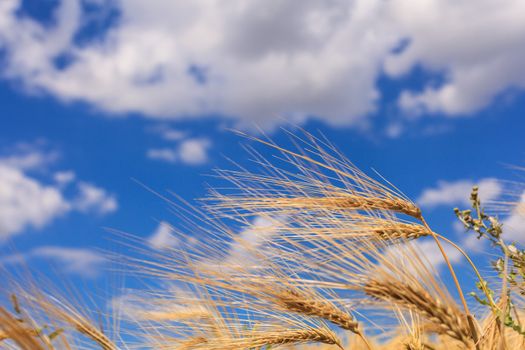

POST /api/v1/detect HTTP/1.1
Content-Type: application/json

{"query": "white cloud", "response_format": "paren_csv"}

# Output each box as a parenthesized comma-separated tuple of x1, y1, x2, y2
(147, 138, 211, 165)
(162, 130, 186, 141)
(148, 221, 179, 250)
(0, 141, 59, 171)
(502, 191, 525, 243)
(2, 1, 523, 127)
(73, 182, 118, 215)
(1, 246, 106, 277)
(32, 246, 106, 277)
(0, 150, 58, 171)
(418, 178, 502, 208)
(386, 0, 525, 117)
(223, 216, 283, 268)
(0, 147, 117, 240)
(414, 239, 462, 269)
(184, 216, 282, 272)
(146, 148, 178, 163)
(177, 138, 210, 165)
(449, 220, 489, 254)
(151, 126, 187, 141)
(53, 170, 76, 186)
(0, 164, 70, 239)
(383, 238, 462, 274)
(461, 233, 488, 252)
(385, 123, 403, 138)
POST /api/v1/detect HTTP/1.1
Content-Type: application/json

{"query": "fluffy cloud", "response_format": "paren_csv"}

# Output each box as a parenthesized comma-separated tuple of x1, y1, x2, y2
(151, 126, 187, 141)
(502, 191, 525, 243)
(418, 178, 502, 208)
(32, 246, 106, 276)
(387, 0, 525, 116)
(2, 1, 524, 128)
(1, 246, 106, 277)
(182, 216, 283, 271)
(148, 221, 179, 250)
(0, 164, 70, 239)
(147, 138, 211, 165)
(177, 138, 211, 165)
(53, 170, 76, 186)
(147, 148, 178, 163)
(0, 149, 58, 171)
(223, 216, 283, 268)
(0, 147, 117, 239)
(414, 239, 462, 268)
(73, 181, 118, 215)
(385, 239, 463, 273)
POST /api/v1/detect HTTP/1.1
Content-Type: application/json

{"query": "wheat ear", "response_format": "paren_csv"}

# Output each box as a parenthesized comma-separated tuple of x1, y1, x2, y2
(214, 195, 421, 218)
(276, 288, 360, 333)
(238, 328, 343, 349)
(275, 288, 373, 349)
(176, 336, 208, 349)
(185, 327, 343, 350)
(37, 300, 116, 350)
(371, 222, 429, 241)
(0, 307, 46, 350)
(364, 279, 472, 347)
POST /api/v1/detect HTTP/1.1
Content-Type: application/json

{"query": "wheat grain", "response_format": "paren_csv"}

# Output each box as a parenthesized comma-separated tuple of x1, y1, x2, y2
(371, 223, 429, 241)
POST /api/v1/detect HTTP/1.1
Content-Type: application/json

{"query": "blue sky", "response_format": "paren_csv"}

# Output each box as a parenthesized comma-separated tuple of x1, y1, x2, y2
(1, 0, 525, 303)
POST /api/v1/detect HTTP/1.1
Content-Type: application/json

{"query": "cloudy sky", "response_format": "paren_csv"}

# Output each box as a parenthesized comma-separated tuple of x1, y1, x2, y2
(1, 0, 525, 288)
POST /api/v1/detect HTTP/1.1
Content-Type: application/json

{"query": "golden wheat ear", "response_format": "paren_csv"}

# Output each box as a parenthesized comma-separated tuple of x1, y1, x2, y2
(272, 287, 376, 350)
(0, 307, 47, 350)
(4, 285, 118, 350)
(36, 299, 117, 350)
(202, 326, 344, 350)
(364, 278, 472, 347)
(274, 288, 360, 333)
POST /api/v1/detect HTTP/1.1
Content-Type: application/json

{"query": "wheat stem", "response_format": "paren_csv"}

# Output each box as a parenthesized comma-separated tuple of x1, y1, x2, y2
(418, 216, 476, 345)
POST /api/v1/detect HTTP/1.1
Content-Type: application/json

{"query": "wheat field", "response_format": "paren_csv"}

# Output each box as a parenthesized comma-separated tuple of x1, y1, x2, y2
(1, 131, 524, 350)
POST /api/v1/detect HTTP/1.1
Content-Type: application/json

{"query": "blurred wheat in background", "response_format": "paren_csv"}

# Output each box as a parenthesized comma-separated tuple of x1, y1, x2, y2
(2, 131, 525, 349)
